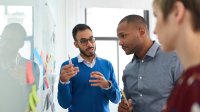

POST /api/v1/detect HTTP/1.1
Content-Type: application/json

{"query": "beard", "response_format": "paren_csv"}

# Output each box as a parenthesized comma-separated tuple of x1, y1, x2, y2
(122, 45, 135, 55)
(79, 47, 96, 57)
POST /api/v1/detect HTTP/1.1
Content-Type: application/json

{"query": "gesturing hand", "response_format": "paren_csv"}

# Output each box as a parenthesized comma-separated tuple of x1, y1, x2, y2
(60, 63, 79, 82)
(118, 99, 133, 112)
(89, 71, 111, 88)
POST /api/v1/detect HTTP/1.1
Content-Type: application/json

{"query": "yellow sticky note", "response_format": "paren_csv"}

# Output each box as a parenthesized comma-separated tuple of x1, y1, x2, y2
(32, 84, 39, 105)
(29, 92, 36, 112)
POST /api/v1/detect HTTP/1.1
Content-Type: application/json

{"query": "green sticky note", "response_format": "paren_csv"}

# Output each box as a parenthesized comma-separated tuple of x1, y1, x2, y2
(32, 84, 39, 105)
(29, 92, 36, 112)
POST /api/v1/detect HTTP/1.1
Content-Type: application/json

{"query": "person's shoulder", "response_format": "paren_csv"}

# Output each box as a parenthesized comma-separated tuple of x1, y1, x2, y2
(21, 57, 29, 62)
(155, 49, 181, 67)
(157, 48, 178, 59)
(182, 70, 200, 89)
(96, 57, 111, 63)
(21, 57, 39, 67)
(96, 57, 113, 67)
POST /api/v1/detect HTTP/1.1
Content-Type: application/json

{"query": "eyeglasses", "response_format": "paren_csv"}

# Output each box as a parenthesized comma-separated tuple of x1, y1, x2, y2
(77, 37, 95, 46)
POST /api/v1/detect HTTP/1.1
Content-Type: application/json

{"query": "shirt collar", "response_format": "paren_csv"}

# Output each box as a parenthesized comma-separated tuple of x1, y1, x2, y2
(132, 41, 159, 62)
(77, 54, 96, 63)
(78, 54, 84, 63)
(146, 41, 159, 58)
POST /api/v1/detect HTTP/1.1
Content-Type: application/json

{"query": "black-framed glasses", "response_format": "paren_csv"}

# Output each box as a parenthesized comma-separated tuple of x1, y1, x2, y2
(77, 37, 95, 46)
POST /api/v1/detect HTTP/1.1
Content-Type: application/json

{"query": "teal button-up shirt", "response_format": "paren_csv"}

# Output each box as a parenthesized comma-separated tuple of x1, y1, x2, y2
(123, 42, 183, 112)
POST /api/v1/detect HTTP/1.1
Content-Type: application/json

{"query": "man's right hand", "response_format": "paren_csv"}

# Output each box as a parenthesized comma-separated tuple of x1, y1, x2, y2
(118, 99, 133, 112)
(60, 63, 79, 83)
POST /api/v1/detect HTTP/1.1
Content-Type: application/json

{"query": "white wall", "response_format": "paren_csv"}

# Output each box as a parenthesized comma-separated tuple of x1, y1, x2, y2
(0, 0, 33, 5)
(44, 0, 156, 74)
(65, 0, 157, 57)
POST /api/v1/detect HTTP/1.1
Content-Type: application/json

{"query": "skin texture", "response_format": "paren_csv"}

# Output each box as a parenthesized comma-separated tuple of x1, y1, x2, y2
(118, 99, 133, 112)
(153, 2, 181, 52)
(117, 21, 142, 55)
(117, 21, 152, 59)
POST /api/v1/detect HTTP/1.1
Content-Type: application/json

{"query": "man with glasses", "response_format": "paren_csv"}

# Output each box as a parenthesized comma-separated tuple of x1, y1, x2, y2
(57, 24, 121, 112)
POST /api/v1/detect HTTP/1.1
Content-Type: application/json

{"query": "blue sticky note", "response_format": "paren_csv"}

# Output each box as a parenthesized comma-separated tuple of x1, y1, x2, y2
(33, 48, 43, 65)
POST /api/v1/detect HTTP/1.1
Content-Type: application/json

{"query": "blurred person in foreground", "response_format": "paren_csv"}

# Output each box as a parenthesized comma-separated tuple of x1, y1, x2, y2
(153, 0, 200, 112)
(0, 23, 39, 112)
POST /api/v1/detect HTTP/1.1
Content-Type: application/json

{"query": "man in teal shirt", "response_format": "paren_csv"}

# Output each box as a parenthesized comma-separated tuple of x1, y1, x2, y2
(117, 15, 183, 112)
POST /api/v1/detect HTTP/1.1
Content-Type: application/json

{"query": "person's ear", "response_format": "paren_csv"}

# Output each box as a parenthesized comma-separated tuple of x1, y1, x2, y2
(74, 41, 79, 48)
(138, 27, 146, 36)
(173, 1, 185, 24)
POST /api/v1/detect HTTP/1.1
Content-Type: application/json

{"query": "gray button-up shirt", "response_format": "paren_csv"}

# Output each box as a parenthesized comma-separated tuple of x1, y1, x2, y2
(123, 42, 183, 112)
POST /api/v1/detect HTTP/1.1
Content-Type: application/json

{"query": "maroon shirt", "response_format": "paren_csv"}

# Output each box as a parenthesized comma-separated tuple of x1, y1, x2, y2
(163, 64, 200, 112)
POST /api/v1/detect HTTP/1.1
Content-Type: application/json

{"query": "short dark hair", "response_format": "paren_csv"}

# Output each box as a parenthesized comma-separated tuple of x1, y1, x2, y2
(72, 24, 92, 40)
(119, 14, 148, 29)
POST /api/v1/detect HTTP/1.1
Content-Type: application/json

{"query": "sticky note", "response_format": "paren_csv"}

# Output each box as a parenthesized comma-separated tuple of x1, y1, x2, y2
(40, 51, 47, 72)
(40, 51, 46, 65)
(29, 92, 36, 112)
(32, 84, 39, 105)
(33, 48, 43, 65)
(26, 61, 34, 84)
(44, 77, 49, 89)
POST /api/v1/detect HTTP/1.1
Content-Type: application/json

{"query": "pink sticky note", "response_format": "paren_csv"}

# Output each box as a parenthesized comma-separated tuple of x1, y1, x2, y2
(26, 61, 35, 84)
(44, 77, 49, 89)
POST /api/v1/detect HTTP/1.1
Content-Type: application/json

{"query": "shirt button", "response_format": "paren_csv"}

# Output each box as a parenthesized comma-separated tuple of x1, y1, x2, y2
(139, 76, 142, 79)
(140, 94, 143, 96)
(141, 60, 144, 63)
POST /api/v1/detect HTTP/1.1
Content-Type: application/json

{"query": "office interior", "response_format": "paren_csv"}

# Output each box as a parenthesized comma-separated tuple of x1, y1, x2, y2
(0, 0, 157, 111)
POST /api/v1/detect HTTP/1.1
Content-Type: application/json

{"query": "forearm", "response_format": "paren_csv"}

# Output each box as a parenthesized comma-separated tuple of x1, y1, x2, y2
(102, 83, 121, 103)
(57, 82, 72, 109)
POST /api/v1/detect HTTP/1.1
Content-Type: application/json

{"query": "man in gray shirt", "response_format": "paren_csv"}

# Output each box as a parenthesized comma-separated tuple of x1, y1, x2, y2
(117, 15, 183, 112)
